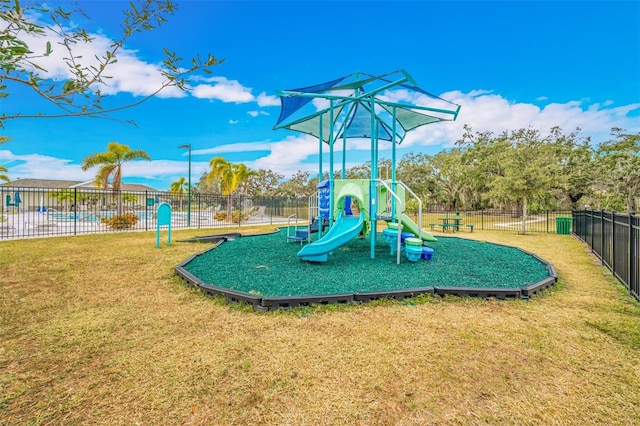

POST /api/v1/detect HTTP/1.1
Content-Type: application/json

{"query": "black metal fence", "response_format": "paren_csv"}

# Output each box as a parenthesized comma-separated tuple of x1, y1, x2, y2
(0, 186, 310, 240)
(573, 210, 639, 302)
(1, 184, 574, 241)
(409, 209, 573, 234)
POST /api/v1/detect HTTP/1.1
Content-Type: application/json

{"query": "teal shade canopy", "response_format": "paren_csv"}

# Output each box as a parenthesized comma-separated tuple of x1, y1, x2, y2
(274, 70, 460, 144)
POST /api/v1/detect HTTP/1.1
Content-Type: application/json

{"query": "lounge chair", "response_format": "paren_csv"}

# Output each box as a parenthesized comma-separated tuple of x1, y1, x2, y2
(249, 206, 267, 221)
(250, 206, 267, 218)
(32, 213, 58, 229)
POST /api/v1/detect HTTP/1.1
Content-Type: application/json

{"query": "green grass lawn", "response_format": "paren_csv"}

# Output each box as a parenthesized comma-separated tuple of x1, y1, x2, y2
(1, 226, 639, 425)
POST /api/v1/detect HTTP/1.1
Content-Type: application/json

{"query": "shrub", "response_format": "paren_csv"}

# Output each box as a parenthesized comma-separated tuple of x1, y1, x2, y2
(100, 213, 139, 229)
(405, 199, 419, 211)
(213, 211, 248, 223)
(231, 211, 248, 223)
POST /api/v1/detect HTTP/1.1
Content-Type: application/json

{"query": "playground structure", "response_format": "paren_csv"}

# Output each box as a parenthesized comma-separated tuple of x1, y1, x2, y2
(273, 70, 460, 263)
(173, 70, 559, 310)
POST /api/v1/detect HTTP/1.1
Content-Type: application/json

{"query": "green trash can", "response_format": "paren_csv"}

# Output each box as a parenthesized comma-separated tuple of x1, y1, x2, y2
(555, 217, 573, 235)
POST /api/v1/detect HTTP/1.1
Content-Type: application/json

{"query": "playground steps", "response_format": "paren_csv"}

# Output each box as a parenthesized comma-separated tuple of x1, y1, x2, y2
(287, 229, 309, 244)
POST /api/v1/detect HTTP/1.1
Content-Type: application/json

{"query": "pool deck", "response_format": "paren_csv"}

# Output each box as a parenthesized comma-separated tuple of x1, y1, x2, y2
(0, 210, 291, 240)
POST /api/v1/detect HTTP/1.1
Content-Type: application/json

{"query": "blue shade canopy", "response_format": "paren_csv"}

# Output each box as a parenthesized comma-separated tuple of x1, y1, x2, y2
(274, 70, 460, 144)
(275, 75, 349, 127)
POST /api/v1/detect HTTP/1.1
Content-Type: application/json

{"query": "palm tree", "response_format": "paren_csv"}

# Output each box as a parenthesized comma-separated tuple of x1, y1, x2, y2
(170, 177, 189, 210)
(236, 163, 256, 196)
(0, 136, 10, 184)
(206, 157, 250, 217)
(0, 165, 9, 184)
(81, 141, 151, 214)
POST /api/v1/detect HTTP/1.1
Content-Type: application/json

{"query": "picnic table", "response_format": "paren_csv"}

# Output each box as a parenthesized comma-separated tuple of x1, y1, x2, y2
(438, 217, 463, 232)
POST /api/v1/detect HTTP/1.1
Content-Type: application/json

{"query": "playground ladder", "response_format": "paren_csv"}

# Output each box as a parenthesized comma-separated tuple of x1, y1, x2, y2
(375, 180, 423, 240)
(286, 214, 310, 245)
(375, 179, 404, 265)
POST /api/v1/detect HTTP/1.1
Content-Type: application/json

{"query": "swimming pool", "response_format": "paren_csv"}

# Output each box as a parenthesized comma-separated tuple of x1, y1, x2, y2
(49, 211, 150, 222)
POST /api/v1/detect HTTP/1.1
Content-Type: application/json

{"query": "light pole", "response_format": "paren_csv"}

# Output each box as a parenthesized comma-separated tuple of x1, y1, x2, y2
(179, 144, 192, 227)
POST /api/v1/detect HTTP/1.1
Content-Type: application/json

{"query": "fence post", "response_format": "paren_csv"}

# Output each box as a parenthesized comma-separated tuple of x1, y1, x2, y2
(197, 193, 201, 229)
(481, 209, 484, 231)
(73, 188, 77, 235)
(546, 210, 549, 233)
(585, 210, 596, 253)
(144, 191, 148, 232)
(600, 210, 605, 265)
(612, 211, 617, 276)
(629, 212, 635, 293)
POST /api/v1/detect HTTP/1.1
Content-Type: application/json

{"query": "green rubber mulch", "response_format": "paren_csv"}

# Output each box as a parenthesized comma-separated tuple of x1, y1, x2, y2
(182, 229, 551, 297)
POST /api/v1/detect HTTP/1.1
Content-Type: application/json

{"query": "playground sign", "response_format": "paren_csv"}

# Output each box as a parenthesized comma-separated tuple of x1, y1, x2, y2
(156, 202, 172, 248)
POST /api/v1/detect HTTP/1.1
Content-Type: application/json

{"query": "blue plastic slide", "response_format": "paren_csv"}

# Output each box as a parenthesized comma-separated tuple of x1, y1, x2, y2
(297, 210, 365, 262)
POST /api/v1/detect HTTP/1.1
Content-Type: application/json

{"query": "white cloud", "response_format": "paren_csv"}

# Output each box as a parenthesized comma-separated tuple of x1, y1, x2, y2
(5, 86, 639, 186)
(190, 81, 281, 109)
(0, 150, 209, 186)
(536, 96, 549, 101)
(21, 19, 185, 99)
(199, 90, 640, 178)
(0, 151, 92, 181)
(190, 135, 320, 177)
(192, 141, 274, 156)
(121, 159, 210, 181)
(19, 14, 282, 107)
(190, 77, 254, 103)
(247, 111, 270, 117)
(257, 92, 280, 107)
(396, 90, 640, 149)
(247, 135, 320, 176)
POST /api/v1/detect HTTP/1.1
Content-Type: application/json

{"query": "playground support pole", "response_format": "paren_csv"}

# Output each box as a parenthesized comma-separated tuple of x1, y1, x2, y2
(370, 95, 377, 259)
(391, 106, 397, 221)
(341, 133, 346, 179)
(329, 99, 334, 227)
(318, 114, 324, 238)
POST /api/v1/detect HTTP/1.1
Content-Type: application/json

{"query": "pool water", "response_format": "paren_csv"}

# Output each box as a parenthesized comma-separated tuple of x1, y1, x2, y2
(49, 211, 150, 222)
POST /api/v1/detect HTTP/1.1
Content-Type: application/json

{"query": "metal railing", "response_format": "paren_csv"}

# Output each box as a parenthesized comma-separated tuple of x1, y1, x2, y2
(405, 208, 573, 234)
(0, 186, 309, 240)
(1, 184, 577, 241)
(573, 210, 639, 302)
(375, 179, 403, 264)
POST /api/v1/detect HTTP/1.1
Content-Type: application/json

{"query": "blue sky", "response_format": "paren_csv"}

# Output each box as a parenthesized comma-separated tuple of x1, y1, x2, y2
(1, 0, 639, 190)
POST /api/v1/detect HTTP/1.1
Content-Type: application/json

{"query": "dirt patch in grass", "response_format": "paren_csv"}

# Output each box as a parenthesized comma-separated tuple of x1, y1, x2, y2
(1, 226, 639, 425)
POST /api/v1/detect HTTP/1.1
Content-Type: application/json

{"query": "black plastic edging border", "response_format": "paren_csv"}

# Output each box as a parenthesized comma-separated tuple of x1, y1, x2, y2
(174, 232, 559, 311)
(521, 276, 557, 298)
(354, 287, 435, 302)
(261, 293, 355, 310)
(472, 241, 559, 298)
(434, 286, 522, 300)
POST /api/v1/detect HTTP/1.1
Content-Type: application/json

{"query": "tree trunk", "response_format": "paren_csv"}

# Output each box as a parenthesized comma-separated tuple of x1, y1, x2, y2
(520, 196, 528, 235)
(226, 194, 233, 219)
(627, 190, 637, 213)
(116, 191, 123, 216)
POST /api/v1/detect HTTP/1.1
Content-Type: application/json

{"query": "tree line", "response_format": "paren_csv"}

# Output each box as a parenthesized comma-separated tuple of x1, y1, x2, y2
(196, 127, 640, 215)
